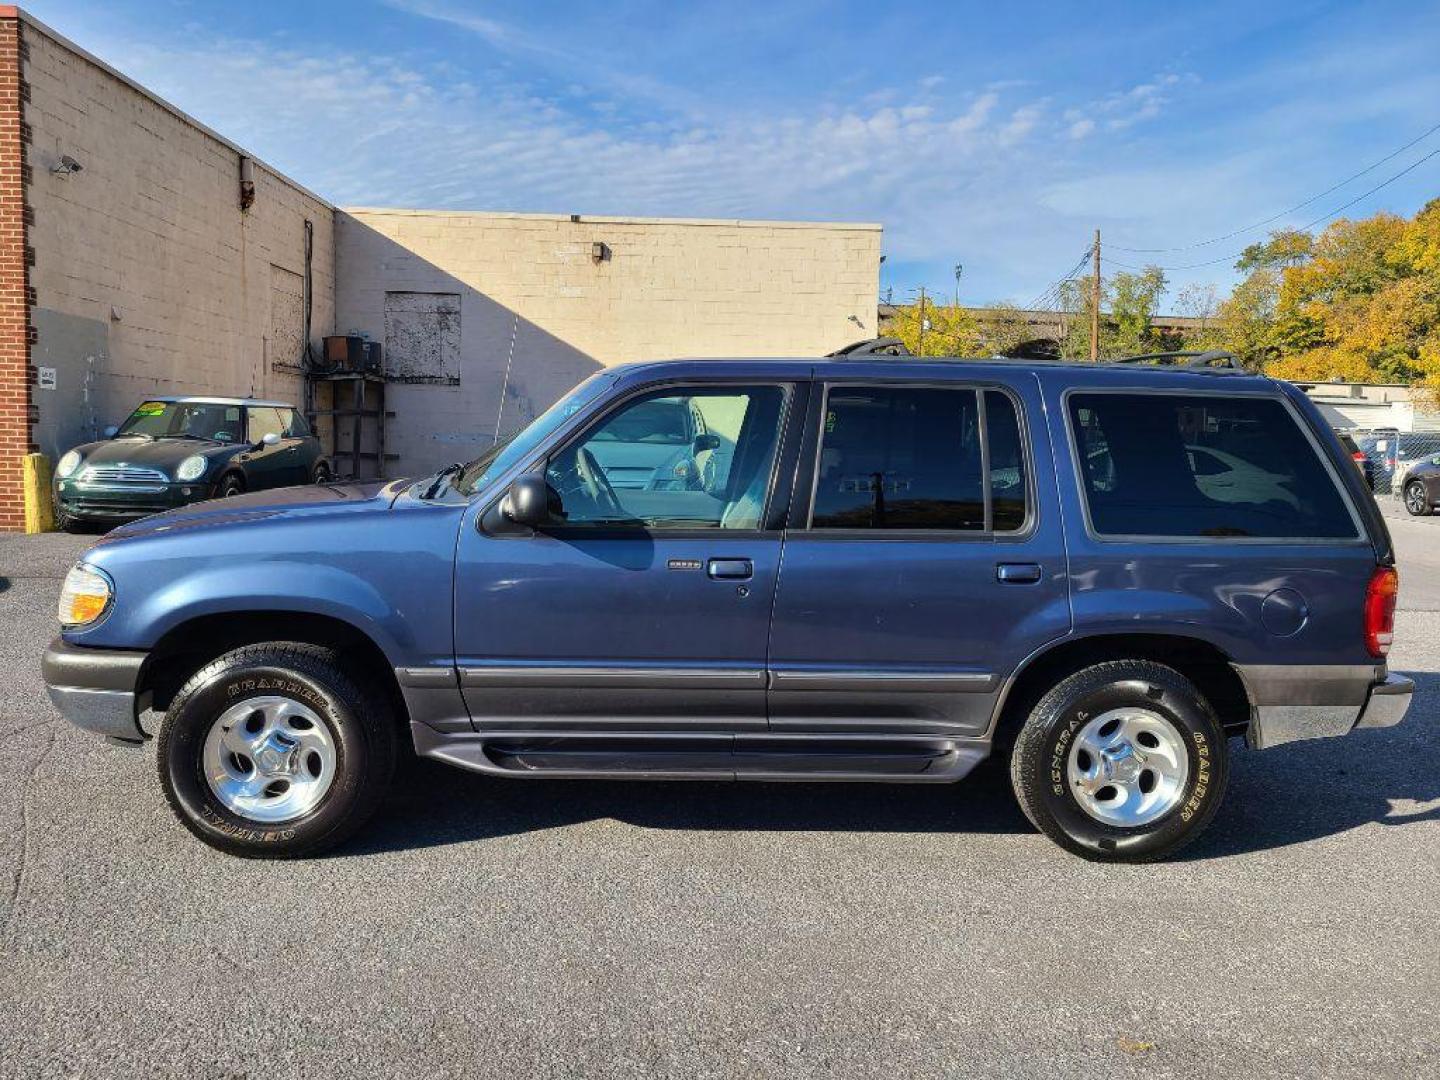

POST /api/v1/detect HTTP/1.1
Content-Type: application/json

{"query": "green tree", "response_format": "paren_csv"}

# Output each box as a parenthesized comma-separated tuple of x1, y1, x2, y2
(1055, 265, 1168, 359)
(1110, 267, 1169, 355)
(888, 299, 982, 357)
(1235, 228, 1312, 273)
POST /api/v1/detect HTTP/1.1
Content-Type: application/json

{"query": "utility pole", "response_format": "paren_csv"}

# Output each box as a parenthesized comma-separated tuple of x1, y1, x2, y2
(1089, 228, 1101, 362)
(953, 263, 963, 309)
(916, 286, 927, 357)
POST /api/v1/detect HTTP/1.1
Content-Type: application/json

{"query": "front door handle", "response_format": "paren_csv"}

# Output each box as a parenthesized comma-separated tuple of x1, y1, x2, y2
(708, 558, 753, 580)
(996, 562, 1042, 584)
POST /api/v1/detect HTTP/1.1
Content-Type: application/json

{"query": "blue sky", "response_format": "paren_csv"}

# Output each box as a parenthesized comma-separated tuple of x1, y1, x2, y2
(21, 0, 1440, 310)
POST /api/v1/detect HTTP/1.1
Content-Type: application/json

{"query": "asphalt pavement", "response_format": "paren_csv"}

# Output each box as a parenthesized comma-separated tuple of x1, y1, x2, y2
(2, 507, 1438, 1079)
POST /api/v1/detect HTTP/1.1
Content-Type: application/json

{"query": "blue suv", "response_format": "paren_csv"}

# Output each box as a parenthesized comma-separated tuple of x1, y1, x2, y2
(42, 354, 1413, 861)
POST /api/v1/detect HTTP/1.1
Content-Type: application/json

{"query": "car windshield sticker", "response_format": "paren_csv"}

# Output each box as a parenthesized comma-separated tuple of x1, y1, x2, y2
(135, 401, 165, 416)
(226, 407, 241, 421)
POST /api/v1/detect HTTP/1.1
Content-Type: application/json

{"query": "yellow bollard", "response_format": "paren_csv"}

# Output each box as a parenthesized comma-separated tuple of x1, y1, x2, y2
(23, 452, 55, 534)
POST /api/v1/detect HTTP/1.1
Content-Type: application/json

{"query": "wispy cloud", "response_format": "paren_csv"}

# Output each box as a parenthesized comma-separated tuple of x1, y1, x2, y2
(378, 0, 701, 117)
(38, 0, 1433, 307)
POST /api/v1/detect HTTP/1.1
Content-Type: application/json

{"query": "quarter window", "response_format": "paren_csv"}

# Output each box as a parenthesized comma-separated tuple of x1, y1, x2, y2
(1068, 393, 1357, 539)
(811, 385, 1028, 532)
(545, 386, 787, 530)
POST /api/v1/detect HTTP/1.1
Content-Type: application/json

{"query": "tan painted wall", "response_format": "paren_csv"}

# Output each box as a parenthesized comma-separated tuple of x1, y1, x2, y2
(335, 209, 880, 477)
(22, 17, 334, 460)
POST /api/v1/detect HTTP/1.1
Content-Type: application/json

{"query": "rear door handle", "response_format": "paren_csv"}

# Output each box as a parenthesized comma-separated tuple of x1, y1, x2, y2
(996, 562, 1042, 584)
(708, 558, 753, 580)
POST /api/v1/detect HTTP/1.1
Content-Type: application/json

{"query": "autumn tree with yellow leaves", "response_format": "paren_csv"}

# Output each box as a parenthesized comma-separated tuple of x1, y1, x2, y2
(1209, 200, 1440, 394)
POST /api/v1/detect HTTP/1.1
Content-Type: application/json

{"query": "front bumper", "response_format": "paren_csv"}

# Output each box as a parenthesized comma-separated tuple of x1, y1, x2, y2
(41, 637, 149, 742)
(55, 479, 213, 520)
(1237, 663, 1415, 750)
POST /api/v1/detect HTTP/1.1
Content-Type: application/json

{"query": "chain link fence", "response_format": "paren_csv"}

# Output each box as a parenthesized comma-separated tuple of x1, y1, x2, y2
(1340, 428, 1440, 499)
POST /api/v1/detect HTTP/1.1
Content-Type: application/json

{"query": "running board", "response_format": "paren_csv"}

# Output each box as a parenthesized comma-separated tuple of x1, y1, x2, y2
(411, 726, 988, 783)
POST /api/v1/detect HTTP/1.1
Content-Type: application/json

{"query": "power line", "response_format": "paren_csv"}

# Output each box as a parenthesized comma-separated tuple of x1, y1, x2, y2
(1024, 247, 1094, 312)
(1110, 118, 1440, 254)
(1101, 144, 1440, 273)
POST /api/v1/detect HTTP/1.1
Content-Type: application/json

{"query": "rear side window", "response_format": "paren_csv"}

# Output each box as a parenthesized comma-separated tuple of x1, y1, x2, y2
(986, 390, 1027, 532)
(1068, 393, 1357, 539)
(810, 385, 1028, 532)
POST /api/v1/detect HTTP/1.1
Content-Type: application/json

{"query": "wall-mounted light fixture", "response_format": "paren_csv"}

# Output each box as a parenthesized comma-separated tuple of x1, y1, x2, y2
(50, 154, 82, 176)
(239, 155, 255, 211)
(591, 241, 611, 263)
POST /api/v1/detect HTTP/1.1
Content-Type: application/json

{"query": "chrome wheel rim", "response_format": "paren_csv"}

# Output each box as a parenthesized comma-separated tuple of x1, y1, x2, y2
(1065, 707, 1189, 828)
(202, 696, 336, 823)
(1407, 482, 1426, 514)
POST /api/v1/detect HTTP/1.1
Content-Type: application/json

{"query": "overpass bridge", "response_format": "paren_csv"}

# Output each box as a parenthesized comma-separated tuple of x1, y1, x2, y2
(876, 303, 1208, 344)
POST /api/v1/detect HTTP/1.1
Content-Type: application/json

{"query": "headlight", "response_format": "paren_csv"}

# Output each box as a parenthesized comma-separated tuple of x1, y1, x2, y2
(176, 454, 207, 481)
(58, 564, 113, 627)
(56, 450, 81, 478)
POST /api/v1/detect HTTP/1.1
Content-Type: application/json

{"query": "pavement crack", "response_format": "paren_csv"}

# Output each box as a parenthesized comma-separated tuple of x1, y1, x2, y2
(3, 725, 57, 942)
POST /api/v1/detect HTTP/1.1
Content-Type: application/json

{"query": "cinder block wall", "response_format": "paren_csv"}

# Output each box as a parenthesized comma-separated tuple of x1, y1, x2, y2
(335, 209, 881, 478)
(10, 9, 334, 509)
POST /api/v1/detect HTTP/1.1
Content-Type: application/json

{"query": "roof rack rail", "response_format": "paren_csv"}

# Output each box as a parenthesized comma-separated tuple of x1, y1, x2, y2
(826, 336, 912, 358)
(1110, 350, 1242, 370)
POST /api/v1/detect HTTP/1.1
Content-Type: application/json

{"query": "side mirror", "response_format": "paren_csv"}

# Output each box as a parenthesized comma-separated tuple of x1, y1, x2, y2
(103, 425, 118, 438)
(693, 433, 721, 453)
(258, 432, 281, 448)
(503, 475, 556, 528)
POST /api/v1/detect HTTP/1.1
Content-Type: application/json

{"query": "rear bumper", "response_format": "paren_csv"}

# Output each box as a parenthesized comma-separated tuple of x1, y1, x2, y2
(1353, 672, 1414, 731)
(41, 637, 148, 742)
(1236, 663, 1414, 749)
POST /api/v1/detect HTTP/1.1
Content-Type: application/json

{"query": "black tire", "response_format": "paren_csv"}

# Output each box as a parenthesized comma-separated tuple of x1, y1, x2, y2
(312, 462, 331, 484)
(1010, 660, 1228, 863)
(156, 642, 396, 858)
(218, 473, 245, 498)
(1404, 479, 1432, 517)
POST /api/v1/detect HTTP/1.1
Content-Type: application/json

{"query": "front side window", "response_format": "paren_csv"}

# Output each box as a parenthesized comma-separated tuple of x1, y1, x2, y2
(811, 386, 998, 531)
(248, 407, 286, 442)
(281, 409, 310, 437)
(1069, 393, 1357, 539)
(545, 386, 787, 530)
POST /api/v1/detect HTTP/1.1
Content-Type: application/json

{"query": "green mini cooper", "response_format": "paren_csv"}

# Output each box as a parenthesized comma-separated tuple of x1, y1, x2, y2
(53, 396, 331, 531)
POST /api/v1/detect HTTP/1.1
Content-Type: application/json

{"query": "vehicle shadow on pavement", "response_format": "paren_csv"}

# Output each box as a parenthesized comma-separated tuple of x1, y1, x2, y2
(341, 672, 1440, 859)
(342, 756, 1032, 856)
(1179, 669, 1440, 860)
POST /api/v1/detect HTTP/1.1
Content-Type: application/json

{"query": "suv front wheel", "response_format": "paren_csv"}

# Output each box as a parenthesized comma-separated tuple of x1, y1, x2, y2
(156, 642, 396, 858)
(1009, 660, 1228, 862)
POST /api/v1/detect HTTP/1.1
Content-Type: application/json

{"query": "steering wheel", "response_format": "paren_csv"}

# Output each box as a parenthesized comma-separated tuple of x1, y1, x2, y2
(575, 448, 625, 518)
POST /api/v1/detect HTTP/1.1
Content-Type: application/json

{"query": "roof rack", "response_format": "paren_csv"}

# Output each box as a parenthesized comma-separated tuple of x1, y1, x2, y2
(826, 336, 912, 358)
(1110, 350, 1242, 370)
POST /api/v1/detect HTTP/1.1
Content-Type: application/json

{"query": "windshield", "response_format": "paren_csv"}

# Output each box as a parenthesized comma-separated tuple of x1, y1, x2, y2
(455, 372, 615, 496)
(117, 400, 244, 443)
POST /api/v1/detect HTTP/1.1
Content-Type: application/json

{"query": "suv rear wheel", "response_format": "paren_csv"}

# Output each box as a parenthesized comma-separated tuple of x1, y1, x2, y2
(1010, 660, 1228, 862)
(156, 642, 396, 858)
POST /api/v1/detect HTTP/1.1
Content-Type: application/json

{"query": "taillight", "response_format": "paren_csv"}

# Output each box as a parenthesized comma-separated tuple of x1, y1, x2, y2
(1351, 451, 1366, 463)
(1364, 566, 1398, 658)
